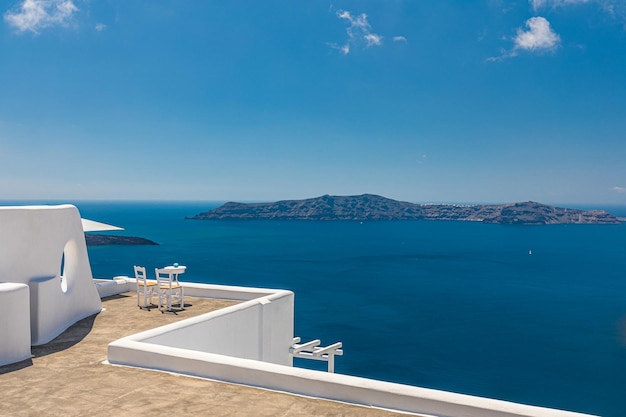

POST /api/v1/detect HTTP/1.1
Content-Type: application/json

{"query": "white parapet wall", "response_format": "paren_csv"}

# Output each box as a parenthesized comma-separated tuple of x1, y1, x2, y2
(110, 285, 294, 366)
(107, 282, 599, 417)
(141, 295, 294, 365)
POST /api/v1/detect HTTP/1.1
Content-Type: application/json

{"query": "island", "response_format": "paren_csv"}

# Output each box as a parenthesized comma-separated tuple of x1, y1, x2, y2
(84, 234, 158, 246)
(186, 194, 620, 225)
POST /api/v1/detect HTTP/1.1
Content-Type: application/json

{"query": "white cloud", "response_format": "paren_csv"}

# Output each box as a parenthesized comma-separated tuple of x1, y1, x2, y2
(393, 35, 407, 42)
(4, 0, 78, 34)
(95, 22, 106, 32)
(514, 16, 560, 51)
(490, 0, 624, 61)
(612, 186, 626, 194)
(332, 9, 383, 54)
(487, 16, 560, 61)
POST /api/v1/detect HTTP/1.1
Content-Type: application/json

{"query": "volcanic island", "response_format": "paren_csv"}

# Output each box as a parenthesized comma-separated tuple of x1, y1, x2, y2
(187, 194, 620, 225)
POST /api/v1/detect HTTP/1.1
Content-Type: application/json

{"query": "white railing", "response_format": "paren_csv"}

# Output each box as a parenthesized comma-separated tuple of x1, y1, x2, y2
(290, 337, 343, 373)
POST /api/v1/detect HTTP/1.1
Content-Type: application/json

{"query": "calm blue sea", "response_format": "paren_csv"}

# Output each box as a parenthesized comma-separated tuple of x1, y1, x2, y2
(17, 201, 626, 416)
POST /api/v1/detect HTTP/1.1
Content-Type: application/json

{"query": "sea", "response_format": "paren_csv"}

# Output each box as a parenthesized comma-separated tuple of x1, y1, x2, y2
(12, 200, 626, 417)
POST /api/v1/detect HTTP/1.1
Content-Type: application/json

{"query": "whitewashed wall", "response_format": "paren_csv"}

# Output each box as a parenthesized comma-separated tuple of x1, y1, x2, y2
(114, 288, 294, 366)
(0, 205, 102, 347)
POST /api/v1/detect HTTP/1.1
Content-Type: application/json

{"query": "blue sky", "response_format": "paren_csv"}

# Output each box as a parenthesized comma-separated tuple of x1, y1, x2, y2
(1, 0, 626, 205)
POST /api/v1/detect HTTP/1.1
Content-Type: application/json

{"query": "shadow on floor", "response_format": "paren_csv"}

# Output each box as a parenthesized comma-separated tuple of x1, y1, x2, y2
(0, 358, 33, 374)
(31, 313, 98, 358)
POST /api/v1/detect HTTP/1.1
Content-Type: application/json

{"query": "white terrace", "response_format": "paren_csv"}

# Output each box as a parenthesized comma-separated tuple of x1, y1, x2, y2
(0, 204, 600, 417)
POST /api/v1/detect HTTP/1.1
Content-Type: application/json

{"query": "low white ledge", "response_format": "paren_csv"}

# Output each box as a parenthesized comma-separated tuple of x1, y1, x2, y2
(109, 341, 595, 417)
(94, 277, 133, 298)
(96, 277, 278, 301)
(107, 282, 598, 417)
(0, 283, 31, 366)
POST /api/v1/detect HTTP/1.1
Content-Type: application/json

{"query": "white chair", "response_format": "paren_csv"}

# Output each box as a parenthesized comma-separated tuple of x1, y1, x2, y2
(155, 267, 184, 312)
(134, 265, 157, 309)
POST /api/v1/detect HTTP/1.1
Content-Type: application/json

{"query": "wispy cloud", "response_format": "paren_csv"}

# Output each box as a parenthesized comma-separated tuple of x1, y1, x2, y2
(514, 16, 560, 51)
(330, 9, 383, 55)
(612, 186, 626, 194)
(393, 35, 407, 43)
(531, 0, 592, 11)
(364, 33, 382, 47)
(530, 0, 626, 19)
(95, 22, 106, 32)
(4, 0, 78, 34)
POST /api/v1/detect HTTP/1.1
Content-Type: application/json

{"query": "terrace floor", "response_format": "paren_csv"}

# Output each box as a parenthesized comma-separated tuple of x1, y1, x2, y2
(0, 292, 415, 417)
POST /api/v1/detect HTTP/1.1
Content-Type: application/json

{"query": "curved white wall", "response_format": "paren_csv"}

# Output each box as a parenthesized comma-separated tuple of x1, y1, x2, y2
(0, 205, 102, 346)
